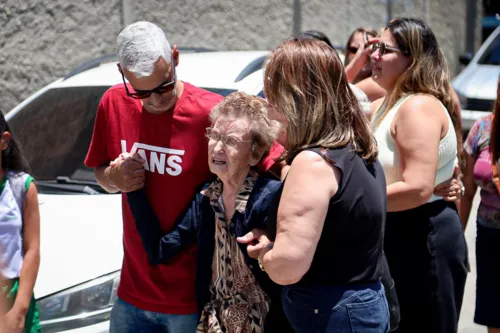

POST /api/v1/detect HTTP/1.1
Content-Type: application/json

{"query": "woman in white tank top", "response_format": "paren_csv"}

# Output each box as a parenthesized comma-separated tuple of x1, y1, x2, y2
(0, 112, 41, 332)
(369, 18, 468, 333)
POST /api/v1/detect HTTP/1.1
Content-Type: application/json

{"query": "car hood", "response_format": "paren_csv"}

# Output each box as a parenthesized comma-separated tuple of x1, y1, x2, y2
(452, 64, 500, 100)
(34, 193, 123, 299)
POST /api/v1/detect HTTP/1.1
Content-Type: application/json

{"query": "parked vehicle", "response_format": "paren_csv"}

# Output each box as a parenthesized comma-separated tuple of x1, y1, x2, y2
(453, 25, 500, 131)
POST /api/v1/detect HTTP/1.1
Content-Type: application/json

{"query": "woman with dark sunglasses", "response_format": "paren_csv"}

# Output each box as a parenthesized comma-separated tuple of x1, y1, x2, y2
(343, 27, 387, 102)
(370, 18, 468, 333)
(460, 74, 500, 333)
(344, 27, 377, 83)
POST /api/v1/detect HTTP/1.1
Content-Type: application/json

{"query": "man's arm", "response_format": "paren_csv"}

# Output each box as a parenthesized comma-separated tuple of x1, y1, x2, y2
(95, 165, 120, 193)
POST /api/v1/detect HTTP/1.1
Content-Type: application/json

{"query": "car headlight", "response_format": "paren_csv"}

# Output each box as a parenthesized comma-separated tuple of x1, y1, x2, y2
(38, 271, 120, 332)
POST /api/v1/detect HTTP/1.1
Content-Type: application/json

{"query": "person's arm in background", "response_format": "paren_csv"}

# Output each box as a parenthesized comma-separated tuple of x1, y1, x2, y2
(345, 37, 377, 83)
(4, 182, 40, 333)
(459, 153, 478, 231)
(458, 119, 482, 230)
(259, 151, 339, 285)
(127, 188, 200, 265)
(356, 77, 387, 102)
(386, 96, 443, 212)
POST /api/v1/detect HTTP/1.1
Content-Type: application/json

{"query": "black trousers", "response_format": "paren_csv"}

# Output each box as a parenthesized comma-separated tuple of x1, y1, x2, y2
(385, 200, 468, 333)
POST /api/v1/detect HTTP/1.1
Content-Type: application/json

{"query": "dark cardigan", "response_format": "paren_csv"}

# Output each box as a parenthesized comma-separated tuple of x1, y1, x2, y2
(126, 173, 292, 332)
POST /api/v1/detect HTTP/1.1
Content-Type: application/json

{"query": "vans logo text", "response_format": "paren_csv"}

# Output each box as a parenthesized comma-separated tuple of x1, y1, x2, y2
(121, 140, 184, 176)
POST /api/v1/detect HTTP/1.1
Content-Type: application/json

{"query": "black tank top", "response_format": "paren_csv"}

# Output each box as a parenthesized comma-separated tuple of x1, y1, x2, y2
(266, 146, 387, 285)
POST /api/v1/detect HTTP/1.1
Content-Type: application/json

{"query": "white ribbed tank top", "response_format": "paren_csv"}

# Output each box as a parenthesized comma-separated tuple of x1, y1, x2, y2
(372, 95, 457, 203)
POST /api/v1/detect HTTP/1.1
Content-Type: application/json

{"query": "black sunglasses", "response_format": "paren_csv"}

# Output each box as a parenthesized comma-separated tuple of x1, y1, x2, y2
(371, 42, 402, 56)
(348, 46, 359, 54)
(122, 56, 177, 99)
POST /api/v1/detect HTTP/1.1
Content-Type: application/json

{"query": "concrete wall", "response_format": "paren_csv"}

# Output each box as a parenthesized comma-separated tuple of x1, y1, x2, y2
(0, 0, 481, 113)
(0, 0, 122, 113)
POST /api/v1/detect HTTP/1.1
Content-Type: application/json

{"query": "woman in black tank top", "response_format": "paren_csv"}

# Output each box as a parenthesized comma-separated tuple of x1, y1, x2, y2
(246, 38, 390, 333)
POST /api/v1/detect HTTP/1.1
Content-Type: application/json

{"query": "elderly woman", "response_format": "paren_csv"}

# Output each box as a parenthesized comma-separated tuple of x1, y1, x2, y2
(125, 91, 292, 333)
(246, 38, 390, 332)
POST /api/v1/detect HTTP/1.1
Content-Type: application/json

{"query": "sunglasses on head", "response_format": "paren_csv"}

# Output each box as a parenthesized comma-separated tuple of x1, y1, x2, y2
(122, 56, 177, 100)
(371, 42, 402, 56)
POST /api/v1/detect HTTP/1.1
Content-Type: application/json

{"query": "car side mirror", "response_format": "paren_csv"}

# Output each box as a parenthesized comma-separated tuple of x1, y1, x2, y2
(459, 53, 474, 66)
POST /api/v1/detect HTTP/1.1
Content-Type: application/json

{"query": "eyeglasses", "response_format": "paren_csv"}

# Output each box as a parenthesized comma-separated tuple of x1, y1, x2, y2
(122, 56, 177, 99)
(348, 46, 359, 54)
(206, 128, 252, 149)
(371, 42, 402, 56)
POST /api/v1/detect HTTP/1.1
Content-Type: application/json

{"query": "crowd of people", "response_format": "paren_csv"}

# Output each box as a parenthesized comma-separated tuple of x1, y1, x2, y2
(0, 15, 499, 333)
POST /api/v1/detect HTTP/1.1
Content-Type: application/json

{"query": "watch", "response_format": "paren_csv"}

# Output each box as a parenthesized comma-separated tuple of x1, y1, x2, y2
(258, 242, 274, 272)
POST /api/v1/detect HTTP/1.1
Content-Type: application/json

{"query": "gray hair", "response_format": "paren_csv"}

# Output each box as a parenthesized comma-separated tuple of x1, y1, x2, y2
(117, 21, 172, 78)
(210, 92, 281, 159)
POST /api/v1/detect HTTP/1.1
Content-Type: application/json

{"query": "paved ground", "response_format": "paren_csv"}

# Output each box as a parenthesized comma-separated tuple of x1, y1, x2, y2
(458, 191, 487, 333)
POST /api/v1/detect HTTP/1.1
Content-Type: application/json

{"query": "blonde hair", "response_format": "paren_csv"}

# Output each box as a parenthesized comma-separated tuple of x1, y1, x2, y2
(374, 17, 463, 166)
(209, 92, 280, 158)
(264, 38, 378, 163)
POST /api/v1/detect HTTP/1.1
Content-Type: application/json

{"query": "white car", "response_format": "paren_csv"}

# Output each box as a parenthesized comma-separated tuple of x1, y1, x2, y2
(452, 25, 500, 131)
(6, 47, 359, 332)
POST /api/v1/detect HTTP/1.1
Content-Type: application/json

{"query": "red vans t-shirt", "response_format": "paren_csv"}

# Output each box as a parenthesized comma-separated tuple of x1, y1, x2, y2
(85, 82, 282, 314)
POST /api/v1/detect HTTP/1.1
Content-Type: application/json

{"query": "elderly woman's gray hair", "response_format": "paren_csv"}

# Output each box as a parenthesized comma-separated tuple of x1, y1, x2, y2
(117, 21, 172, 78)
(210, 92, 280, 158)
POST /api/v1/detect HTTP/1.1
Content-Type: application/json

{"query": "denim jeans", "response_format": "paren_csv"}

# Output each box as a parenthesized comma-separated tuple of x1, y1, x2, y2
(109, 298, 199, 333)
(282, 281, 389, 333)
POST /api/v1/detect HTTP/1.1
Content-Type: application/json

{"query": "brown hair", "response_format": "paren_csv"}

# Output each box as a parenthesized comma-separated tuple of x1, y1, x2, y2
(374, 17, 463, 167)
(264, 38, 378, 163)
(209, 91, 280, 158)
(490, 74, 500, 165)
(344, 27, 378, 66)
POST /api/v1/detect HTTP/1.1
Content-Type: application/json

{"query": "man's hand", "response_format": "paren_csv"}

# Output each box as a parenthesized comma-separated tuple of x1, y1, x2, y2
(434, 165, 463, 201)
(237, 229, 271, 259)
(107, 153, 146, 193)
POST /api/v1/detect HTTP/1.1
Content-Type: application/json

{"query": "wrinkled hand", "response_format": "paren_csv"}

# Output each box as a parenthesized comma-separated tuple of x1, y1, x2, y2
(2, 309, 25, 333)
(108, 153, 146, 193)
(434, 165, 463, 201)
(237, 229, 271, 259)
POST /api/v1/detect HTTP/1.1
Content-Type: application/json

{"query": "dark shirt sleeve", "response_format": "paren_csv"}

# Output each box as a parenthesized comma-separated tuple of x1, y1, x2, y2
(126, 188, 199, 265)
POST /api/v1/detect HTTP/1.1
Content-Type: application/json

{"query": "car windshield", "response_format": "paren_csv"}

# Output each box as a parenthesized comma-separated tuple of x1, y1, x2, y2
(478, 33, 500, 65)
(8, 85, 235, 185)
(9, 86, 109, 183)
